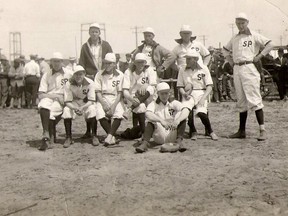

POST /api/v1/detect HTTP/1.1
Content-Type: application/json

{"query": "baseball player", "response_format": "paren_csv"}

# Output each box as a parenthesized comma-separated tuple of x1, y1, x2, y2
(123, 53, 157, 136)
(223, 13, 274, 141)
(62, 65, 98, 148)
(38, 52, 73, 151)
(94, 53, 125, 146)
(177, 50, 218, 141)
(135, 82, 190, 153)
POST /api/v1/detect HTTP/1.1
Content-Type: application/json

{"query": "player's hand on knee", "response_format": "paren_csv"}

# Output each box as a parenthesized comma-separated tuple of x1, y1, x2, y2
(75, 109, 83, 116)
(198, 98, 205, 107)
(138, 84, 149, 95)
(171, 120, 180, 130)
(160, 120, 170, 130)
(102, 102, 110, 113)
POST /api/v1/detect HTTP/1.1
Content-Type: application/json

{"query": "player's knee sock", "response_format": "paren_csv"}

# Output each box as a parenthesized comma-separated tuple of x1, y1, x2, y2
(89, 117, 97, 136)
(132, 112, 138, 127)
(239, 111, 248, 132)
(177, 120, 186, 140)
(110, 118, 121, 136)
(143, 122, 154, 141)
(198, 112, 213, 134)
(188, 110, 197, 133)
(255, 109, 265, 130)
(64, 118, 72, 138)
(99, 118, 111, 134)
(137, 113, 146, 134)
(39, 108, 50, 137)
(85, 120, 91, 135)
(49, 120, 56, 139)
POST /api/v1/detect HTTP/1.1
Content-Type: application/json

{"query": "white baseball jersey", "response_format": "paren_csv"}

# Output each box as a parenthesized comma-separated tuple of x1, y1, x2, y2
(177, 65, 213, 90)
(173, 40, 210, 69)
(64, 77, 96, 102)
(94, 69, 124, 97)
(122, 67, 157, 96)
(223, 30, 271, 63)
(38, 67, 73, 95)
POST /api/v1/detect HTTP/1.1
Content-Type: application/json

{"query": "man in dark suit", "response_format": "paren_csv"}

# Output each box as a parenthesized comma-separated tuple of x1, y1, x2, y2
(274, 48, 288, 100)
(119, 53, 132, 72)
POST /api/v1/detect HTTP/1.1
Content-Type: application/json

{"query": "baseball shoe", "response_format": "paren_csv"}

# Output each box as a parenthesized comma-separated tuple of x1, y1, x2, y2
(81, 133, 91, 139)
(91, 136, 100, 146)
(228, 130, 246, 139)
(257, 130, 267, 141)
(191, 132, 198, 141)
(63, 137, 72, 148)
(38, 137, 49, 151)
(104, 134, 117, 147)
(210, 132, 218, 141)
(135, 140, 149, 153)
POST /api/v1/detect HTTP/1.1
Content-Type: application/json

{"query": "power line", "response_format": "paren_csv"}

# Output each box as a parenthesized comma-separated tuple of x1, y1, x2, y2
(198, 35, 207, 46)
(131, 26, 143, 48)
(229, 23, 235, 36)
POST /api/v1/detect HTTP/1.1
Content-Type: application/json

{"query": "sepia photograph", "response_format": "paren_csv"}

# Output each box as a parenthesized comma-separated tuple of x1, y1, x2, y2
(0, 0, 288, 215)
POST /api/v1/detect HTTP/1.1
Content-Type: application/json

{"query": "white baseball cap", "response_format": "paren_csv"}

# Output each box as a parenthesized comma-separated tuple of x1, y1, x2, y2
(143, 27, 155, 35)
(134, 53, 147, 62)
(89, 23, 101, 29)
(236, 12, 248, 21)
(184, 50, 200, 58)
(51, 52, 63, 60)
(73, 65, 85, 74)
(103, 53, 116, 63)
(157, 82, 170, 92)
(180, 24, 192, 33)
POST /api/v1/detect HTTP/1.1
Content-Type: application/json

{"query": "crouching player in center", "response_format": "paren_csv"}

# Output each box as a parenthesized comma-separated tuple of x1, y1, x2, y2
(177, 50, 218, 141)
(95, 53, 125, 146)
(62, 65, 98, 148)
(123, 53, 157, 137)
(135, 82, 190, 153)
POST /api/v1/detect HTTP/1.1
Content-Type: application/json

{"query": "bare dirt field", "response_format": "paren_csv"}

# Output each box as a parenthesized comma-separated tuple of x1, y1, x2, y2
(0, 100, 288, 216)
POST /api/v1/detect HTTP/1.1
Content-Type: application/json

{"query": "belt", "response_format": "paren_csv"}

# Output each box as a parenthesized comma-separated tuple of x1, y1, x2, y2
(25, 75, 37, 78)
(234, 61, 253, 66)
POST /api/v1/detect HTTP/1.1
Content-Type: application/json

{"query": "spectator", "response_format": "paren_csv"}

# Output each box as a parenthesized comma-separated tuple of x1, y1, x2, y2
(23, 54, 41, 108)
(65, 57, 77, 72)
(119, 53, 132, 72)
(208, 47, 221, 102)
(0, 55, 10, 108)
(115, 53, 121, 70)
(274, 48, 288, 100)
(38, 56, 51, 77)
(8, 58, 25, 108)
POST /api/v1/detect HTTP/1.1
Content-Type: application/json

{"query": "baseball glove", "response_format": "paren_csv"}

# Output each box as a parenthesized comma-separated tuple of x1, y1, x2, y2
(159, 143, 180, 153)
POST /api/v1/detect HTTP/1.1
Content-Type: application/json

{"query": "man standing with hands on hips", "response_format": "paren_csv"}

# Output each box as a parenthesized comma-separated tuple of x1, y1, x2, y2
(223, 13, 274, 141)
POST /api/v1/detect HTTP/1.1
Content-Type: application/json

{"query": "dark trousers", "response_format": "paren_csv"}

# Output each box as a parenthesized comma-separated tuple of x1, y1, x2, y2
(25, 76, 40, 107)
(276, 70, 287, 99)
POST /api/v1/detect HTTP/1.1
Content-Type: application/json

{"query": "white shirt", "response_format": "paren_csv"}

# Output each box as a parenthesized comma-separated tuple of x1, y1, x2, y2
(24, 60, 40, 77)
(173, 40, 210, 69)
(146, 100, 183, 121)
(142, 45, 156, 68)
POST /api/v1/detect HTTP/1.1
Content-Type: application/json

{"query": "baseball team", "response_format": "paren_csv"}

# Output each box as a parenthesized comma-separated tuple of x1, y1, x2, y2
(37, 12, 274, 152)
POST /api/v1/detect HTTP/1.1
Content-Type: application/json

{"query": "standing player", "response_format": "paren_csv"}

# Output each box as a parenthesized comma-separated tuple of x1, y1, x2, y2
(94, 53, 125, 146)
(37, 52, 73, 150)
(62, 65, 98, 148)
(79, 23, 113, 138)
(177, 50, 218, 141)
(223, 13, 274, 141)
(123, 53, 157, 136)
(135, 82, 190, 153)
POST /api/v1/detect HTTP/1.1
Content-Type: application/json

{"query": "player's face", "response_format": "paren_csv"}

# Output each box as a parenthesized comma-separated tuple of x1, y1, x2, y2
(235, 19, 249, 33)
(126, 55, 131, 62)
(180, 32, 192, 43)
(186, 57, 198, 69)
(104, 62, 116, 72)
(89, 27, 101, 41)
(134, 61, 146, 71)
(51, 59, 63, 71)
(143, 33, 154, 44)
(73, 71, 85, 84)
(158, 91, 170, 103)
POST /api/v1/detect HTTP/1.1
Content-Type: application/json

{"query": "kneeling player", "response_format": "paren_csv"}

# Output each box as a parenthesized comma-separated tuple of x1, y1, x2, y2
(62, 65, 98, 148)
(95, 53, 125, 146)
(123, 53, 157, 136)
(136, 82, 190, 153)
(38, 52, 73, 150)
(177, 50, 218, 141)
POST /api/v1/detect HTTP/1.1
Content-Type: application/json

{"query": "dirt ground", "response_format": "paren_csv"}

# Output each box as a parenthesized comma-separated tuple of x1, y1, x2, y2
(0, 100, 288, 216)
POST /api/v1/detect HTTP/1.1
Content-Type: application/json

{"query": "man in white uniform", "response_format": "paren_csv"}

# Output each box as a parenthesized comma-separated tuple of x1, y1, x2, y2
(222, 13, 274, 141)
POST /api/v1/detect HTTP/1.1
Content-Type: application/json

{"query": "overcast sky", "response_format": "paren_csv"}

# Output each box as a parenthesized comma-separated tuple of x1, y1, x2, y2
(0, 0, 288, 60)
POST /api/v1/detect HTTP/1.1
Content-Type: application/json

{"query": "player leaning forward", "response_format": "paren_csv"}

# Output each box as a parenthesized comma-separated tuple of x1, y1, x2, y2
(94, 53, 125, 146)
(62, 65, 98, 148)
(38, 52, 73, 150)
(222, 13, 274, 141)
(177, 50, 218, 141)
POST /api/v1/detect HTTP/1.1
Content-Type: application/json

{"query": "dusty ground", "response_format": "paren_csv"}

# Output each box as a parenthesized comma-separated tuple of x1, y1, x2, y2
(0, 100, 288, 216)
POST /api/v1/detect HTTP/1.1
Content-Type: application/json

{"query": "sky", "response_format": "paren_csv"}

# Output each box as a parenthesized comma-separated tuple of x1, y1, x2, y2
(0, 0, 288, 60)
